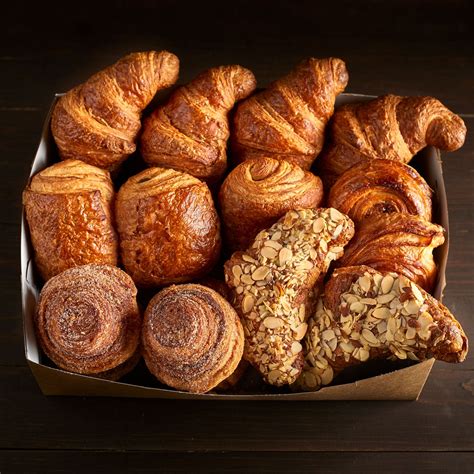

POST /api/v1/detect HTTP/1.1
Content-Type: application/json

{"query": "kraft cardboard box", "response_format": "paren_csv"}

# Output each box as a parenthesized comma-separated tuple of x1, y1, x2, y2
(20, 93, 448, 400)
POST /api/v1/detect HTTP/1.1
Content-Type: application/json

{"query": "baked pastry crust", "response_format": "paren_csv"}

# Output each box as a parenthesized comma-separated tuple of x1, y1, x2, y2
(116, 167, 221, 287)
(23, 159, 118, 281)
(296, 265, 468, 391)
(224, 208, 354, 386)
(328, 159, 432, 224)
(35, 264, 141, 380)
(219, 157, 324, 251)
(337, 212, 445, 292)
(232, 57, 348, 169)
(51, 51, 179, 170)
(318, 94, 467, 186)
(141, 65, 256, 182)
(142, 284, 244, 393)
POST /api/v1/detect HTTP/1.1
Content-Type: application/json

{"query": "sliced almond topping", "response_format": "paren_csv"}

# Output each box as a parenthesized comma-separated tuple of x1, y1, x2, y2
(265, 240, 282, 250)
(360, 297, 376, 305)
(320, 239, 328, 253)
(330, 208, 344, 222)
(242, 254, 255, 263)
(381, 275, 394, 294)
(331, 246, 345, 253)
(405, 327, 416, 339)
(410, 282, 424, 302)
(313, 217, 325, 233)
(373, 307, 391, 319)
(340, 341, 354, 353)
(377, 321, 387, 334)
(362, 328, 379, 345)
(377, 293, 395, 304)
(242, 294, 255, 313)
(405, 299, 421, 315)
(297, 260, 314, 270)
(232, 265, 242, 279)
(332, 224, 343, 238)
(358, 276, 371, 293)
(304, 371, 318, 388)
(241, 274, 254, 285)
(358, 348, 370, 362)
(291, 341, 303, 354)
(322, 329, 336, 341)
(295, 323, 308, 340)
(350, 301, 365, 313)
(261, 246, 278, 260)
(252, 266, 270, 281)
(271, 231, 282, 241)
(263, 316, 283, 329)
(278, 247, 293, 266)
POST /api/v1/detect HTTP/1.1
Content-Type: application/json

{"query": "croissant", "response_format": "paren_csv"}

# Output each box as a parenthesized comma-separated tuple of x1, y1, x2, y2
(140, 65, 256, 182)
(35, 264, 142, 380)
(224, 208, 355, 386)
(51, 51, 179, 170)
(328, 159, 432, 224)
(142, 284, 244, 393)
(116, 167, 221, 287)
(231, 57, 348, 170)
(219, 157, 323, 251)
(23, 159, 118, 281)
(337, 213, 445, 292)
(296, 266, 468, 391)
(317, 95, 467, 186)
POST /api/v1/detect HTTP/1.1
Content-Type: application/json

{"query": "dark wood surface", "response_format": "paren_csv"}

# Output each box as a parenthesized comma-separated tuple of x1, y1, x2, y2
(1, 1, 473, 472)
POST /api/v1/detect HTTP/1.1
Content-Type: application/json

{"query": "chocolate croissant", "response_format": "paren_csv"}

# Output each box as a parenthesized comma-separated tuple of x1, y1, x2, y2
(35, 264, 141, 380)
(116, 167, 221, 287)
(296, 266, 468, 391)
(142, 284, 244, 393)
(337, 213, 445, 292)
(23, 159, 118, 281)
(224, 208, 355, 386)
(140, 65, 256, 182)
(317, 95, 467, 186)
(51, 51, 179, 170)
(219, 157, 324, 251)
(232, 57, 348, 170)
(328, 159, 432, 224)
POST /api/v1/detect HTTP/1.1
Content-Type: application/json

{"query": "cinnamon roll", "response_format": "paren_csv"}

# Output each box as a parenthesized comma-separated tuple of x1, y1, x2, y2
(328, 159, 432, 224)
(337, 213, 445, 292)
(142, 284, 244, 393)
(296, 266, 468, 391)
(23, 159, 118, 281)
(116, 167, 221, 287)
(219, 157, 323, 251)
(35, 264, 141, 380)
(224, 208, 355, 386)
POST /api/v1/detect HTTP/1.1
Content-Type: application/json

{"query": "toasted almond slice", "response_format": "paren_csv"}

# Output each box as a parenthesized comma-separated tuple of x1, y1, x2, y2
(381, 275, 394, 294)
(263, 316, 283, 329)
(242, 294, 255, 313)
(261, 246, 278, 260)
(252, 266, 270, 281)
(313, 217, 325, 233)
(291, 341, 303, 354)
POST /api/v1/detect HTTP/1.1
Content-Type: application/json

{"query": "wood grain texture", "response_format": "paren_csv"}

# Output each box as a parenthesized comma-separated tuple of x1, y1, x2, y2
(1, 0, 473, 470)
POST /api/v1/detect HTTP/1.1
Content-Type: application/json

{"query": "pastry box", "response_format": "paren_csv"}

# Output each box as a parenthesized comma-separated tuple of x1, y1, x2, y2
(21, 93, 448, 400)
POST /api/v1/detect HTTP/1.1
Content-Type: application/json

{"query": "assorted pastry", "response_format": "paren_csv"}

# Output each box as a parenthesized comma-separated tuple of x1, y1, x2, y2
(24, 50, 468, 394)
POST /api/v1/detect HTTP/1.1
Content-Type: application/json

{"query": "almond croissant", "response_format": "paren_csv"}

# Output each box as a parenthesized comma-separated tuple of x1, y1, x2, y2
(140, 65, 257, 182)
(224, 208, 355, 386)
(317, 95, 467, 186)
(51, 51, 179, 170)
(232, 57, 348, 170)
(337, 213, 445, 292)
(295, 266, 468, 391)
(328, 159, 432, 224)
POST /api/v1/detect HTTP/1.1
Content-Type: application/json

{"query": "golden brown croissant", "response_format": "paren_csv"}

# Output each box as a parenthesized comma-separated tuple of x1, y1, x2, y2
(296, 266, 468, 391)
(23, 159, 118, 281)
(140, 65, 256, 182)
(142, 284, 244, 393)
(231, 58, 348, 170)
(219, 157, 324, 251)
(224, 208, 355, 386)
(328, 159, 432, 224)
(35, 264, 142, 380)
(116, 167, 221, 287)
(337, 213, 445, 292)
(317, 95, 467, 186)
(51, 51, 179, 170)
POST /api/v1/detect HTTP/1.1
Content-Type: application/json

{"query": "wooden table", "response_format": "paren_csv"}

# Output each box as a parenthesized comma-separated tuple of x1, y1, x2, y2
(1, 1, 473, 472)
